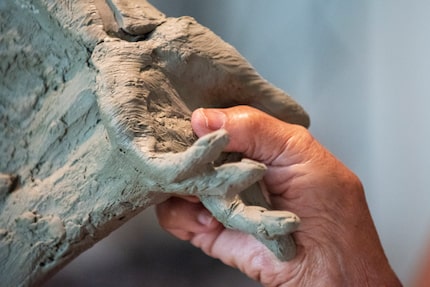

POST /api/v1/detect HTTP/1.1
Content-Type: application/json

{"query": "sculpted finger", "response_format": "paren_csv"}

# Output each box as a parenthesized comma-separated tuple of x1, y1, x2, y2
(171, 129, 230, 181)
(163, 156, 266, 197)
(155, 197, 220, 240)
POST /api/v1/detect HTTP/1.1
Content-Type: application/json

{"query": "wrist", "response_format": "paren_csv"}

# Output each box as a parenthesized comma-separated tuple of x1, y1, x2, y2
(337, 248, 402, 286)
(286, 242, 402, 287)
(290, 192, 402, 286)
(331, 213, 403, 286)
(328, 175, 402, 285)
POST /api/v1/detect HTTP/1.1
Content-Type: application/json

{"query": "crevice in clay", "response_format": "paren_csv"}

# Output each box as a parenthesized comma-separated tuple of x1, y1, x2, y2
(94, 0, 165, 42)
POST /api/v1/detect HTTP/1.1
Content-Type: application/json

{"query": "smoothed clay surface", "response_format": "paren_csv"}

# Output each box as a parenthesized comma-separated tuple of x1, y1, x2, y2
(0, 0, 309, 285)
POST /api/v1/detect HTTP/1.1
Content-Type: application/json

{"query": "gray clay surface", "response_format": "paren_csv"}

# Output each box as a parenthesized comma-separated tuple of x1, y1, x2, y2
(0, 0, 309, 286)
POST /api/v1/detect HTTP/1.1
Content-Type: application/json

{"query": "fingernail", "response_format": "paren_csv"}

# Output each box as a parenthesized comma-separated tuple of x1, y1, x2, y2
(197, 210, 215, 226)
(198, 108, 226, 131)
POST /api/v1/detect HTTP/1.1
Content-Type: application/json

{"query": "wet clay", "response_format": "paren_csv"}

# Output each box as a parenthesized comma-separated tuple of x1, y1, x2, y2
(0, 0, 309, 285)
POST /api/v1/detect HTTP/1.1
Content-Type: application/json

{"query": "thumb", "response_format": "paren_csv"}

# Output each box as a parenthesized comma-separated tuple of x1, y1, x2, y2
(191, 106, 307, 164)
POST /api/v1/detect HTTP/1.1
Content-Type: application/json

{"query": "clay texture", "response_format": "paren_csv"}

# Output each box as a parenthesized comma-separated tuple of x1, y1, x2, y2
(0, 0, 309, 285)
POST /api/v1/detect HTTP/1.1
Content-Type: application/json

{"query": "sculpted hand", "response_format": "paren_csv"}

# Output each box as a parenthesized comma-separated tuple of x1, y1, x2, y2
(156, 106, 401, 287)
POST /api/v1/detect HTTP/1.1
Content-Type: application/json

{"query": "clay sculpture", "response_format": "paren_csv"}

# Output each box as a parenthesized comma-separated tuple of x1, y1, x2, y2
(0, 0, 309, 285)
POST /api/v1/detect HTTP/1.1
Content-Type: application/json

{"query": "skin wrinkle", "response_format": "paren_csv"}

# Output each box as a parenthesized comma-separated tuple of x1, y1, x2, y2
(210, 230, 246, 268)
(296, 240, 343, 286)
(271, 178, 313, 207)
(264, 164, 306, 189)
(196, 208, 215, 226)
(258, 251, 303, 287)
(190, 225, 221, 253)
(236, 235, 273, 282)
(271, 260, 302, 287)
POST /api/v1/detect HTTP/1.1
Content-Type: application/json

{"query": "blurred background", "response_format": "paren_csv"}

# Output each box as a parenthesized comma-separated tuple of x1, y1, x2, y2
(47, 1, 430, 286)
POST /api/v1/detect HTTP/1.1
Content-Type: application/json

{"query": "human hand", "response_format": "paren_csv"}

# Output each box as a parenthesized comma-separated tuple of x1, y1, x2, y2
(156, 106, 401, 287)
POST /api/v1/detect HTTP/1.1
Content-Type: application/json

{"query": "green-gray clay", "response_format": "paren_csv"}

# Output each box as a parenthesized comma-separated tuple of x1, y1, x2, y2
(0, 0, 309, 285)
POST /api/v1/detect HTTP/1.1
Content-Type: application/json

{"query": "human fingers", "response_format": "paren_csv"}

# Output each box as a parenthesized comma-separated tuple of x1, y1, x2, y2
(191, 106, 349, 195)
(156, 198, 296, 286)
(191, 106, 312, 166)
(174, 195, 200, 203)
(155, 197, 220, 240)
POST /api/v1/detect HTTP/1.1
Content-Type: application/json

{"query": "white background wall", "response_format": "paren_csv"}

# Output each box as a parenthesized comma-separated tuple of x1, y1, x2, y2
(368, 1, 430, 283)
(49, 1, 430, 285)
(150, 0, 430, 284)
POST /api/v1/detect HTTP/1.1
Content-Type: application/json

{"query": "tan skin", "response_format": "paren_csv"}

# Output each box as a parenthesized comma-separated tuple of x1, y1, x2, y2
(156, 106, 402, 286)
(413, 238, 430, 287)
